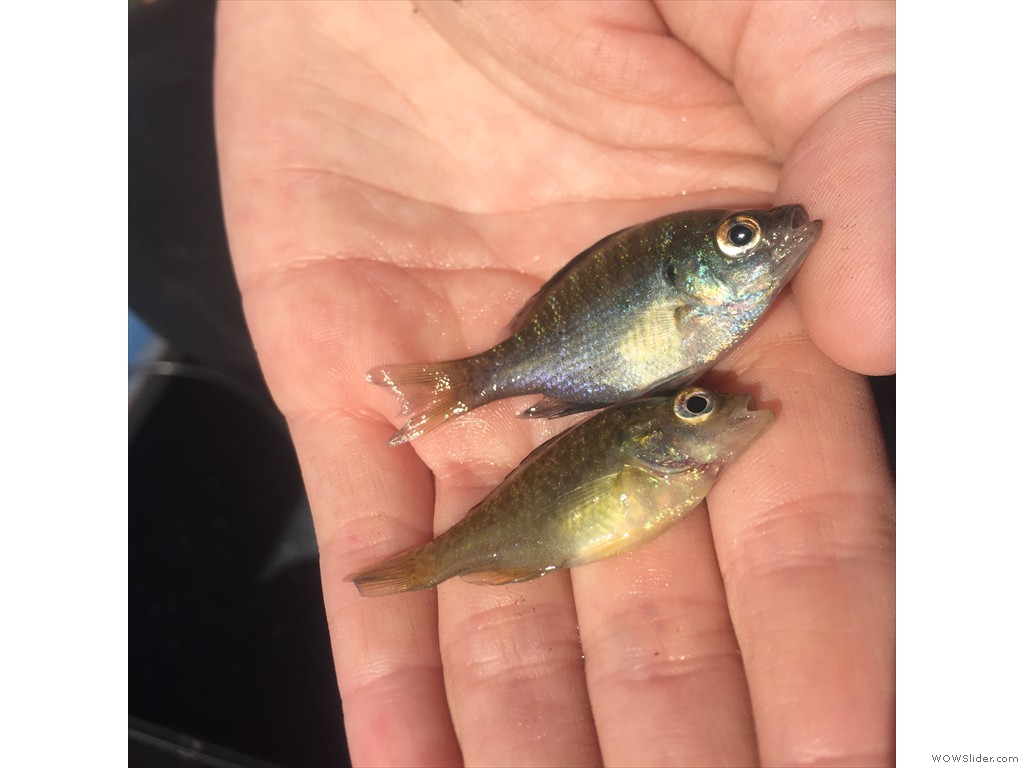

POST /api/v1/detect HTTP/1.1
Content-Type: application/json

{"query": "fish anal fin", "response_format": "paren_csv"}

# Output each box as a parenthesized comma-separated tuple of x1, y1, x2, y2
(518, 397, 606, 420)
(385, 397, 472, 446)
(460, 567, 553, 586)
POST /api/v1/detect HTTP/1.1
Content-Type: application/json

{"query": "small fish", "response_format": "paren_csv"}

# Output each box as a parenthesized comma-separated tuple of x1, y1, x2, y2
(370, 205, 820, 445)
(347, 386, 773, 596)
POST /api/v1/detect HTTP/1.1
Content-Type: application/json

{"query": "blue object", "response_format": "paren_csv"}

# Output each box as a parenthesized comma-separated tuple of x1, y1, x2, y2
(129, 309, 156, 369)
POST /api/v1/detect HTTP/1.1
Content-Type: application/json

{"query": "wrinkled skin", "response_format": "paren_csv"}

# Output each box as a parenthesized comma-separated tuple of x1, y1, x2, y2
(215, 2, 895, 766)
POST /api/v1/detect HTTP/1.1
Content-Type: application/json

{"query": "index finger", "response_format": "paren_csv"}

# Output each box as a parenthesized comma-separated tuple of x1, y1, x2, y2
(658, 0, 896, 375)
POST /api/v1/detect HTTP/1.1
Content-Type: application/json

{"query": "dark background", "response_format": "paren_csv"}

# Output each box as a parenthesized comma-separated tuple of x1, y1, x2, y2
(130, 2, 348, 766)
(127, 2, 895, 766)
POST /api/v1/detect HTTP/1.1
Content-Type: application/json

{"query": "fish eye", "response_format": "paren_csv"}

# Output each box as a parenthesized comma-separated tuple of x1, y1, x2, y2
(729, 224, 753, 246)
(674, 389, 716, 421)
(685, 394, 710, 413)
(716, 215, 762, 258)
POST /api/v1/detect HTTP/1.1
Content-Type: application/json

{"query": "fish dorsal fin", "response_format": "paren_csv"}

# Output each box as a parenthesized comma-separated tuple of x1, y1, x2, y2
(508, 224, 633, 334)
(641, 367, 704, 397)
(460, 567, 552, 586)
(486, 418, 597, 493)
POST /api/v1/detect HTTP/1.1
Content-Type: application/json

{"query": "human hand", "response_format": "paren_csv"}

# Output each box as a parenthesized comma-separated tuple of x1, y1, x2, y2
(215, 2, 895, 765)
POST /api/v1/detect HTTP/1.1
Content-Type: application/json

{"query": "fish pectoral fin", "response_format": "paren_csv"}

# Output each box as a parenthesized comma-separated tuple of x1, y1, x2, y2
(673, 301, 721, 347)
(555, 469, 686, 570)
(460, 567, 552, 586)
(673, 300, 698, 328)
(518, 397, 605, 419)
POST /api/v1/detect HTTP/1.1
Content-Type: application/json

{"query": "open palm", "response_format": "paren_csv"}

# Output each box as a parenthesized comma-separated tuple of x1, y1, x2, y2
(215, 2, 894, 765)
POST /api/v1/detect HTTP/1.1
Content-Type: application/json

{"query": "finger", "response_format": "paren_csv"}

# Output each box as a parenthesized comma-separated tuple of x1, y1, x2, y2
(707, 299, 896, 766)
(269, 249, 602, 766)
(436, 552, 601, 766)
(572, 507, 759, 767)
(778, 78, 895, 376)
(230, 257, 465, 767)
(311, 422, 462, 767)
(658, 0, 896, 375)
(415, 0, 778, 179)
(656, 0, 895, 157)
(215, 6, 474, 751)
(416, 428, 602, 766)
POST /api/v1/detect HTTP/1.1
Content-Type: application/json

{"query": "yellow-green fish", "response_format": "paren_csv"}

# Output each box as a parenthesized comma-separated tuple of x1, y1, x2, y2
(370, 205, 819, 445)
(347, 386, 773, 596)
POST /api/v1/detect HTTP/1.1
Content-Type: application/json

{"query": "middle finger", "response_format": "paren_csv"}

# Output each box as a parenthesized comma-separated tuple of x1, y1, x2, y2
(573, 504, 758, 767)
(429, 426, 603, 767)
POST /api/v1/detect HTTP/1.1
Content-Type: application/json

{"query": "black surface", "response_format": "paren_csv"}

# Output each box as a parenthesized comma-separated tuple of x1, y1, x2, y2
(129, 369, 350, 768)
(870, 374, 896, 473)
(129, 0, 264, 394)
(129, 2, 350, 766)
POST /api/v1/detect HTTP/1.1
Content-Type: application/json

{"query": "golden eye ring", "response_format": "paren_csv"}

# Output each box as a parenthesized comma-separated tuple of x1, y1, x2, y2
(716, 214, 762, 258)
(674, 388, 716, 422)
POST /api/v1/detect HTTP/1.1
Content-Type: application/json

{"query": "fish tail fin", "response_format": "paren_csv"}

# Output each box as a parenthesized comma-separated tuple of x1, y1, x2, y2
(367, 358, 481, 445)
(345, 546, 438, 597)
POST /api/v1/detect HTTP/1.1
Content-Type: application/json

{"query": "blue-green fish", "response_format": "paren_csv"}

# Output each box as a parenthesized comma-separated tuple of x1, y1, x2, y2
(370, 205, 819, 445)
(347, 386, 773, 596)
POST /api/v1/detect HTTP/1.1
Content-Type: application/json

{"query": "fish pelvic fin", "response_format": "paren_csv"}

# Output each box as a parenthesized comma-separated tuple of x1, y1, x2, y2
(519, 396, 607, 420)
(366, 359, 480, 445)
(345, 547, 438, 597)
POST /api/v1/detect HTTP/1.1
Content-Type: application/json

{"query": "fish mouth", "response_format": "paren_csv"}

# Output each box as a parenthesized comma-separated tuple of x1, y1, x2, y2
(784, 204, 823, 240)
(728, 394, 775, 427)
(762, 204, 822, 277)
(730, 394, 758, 417)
